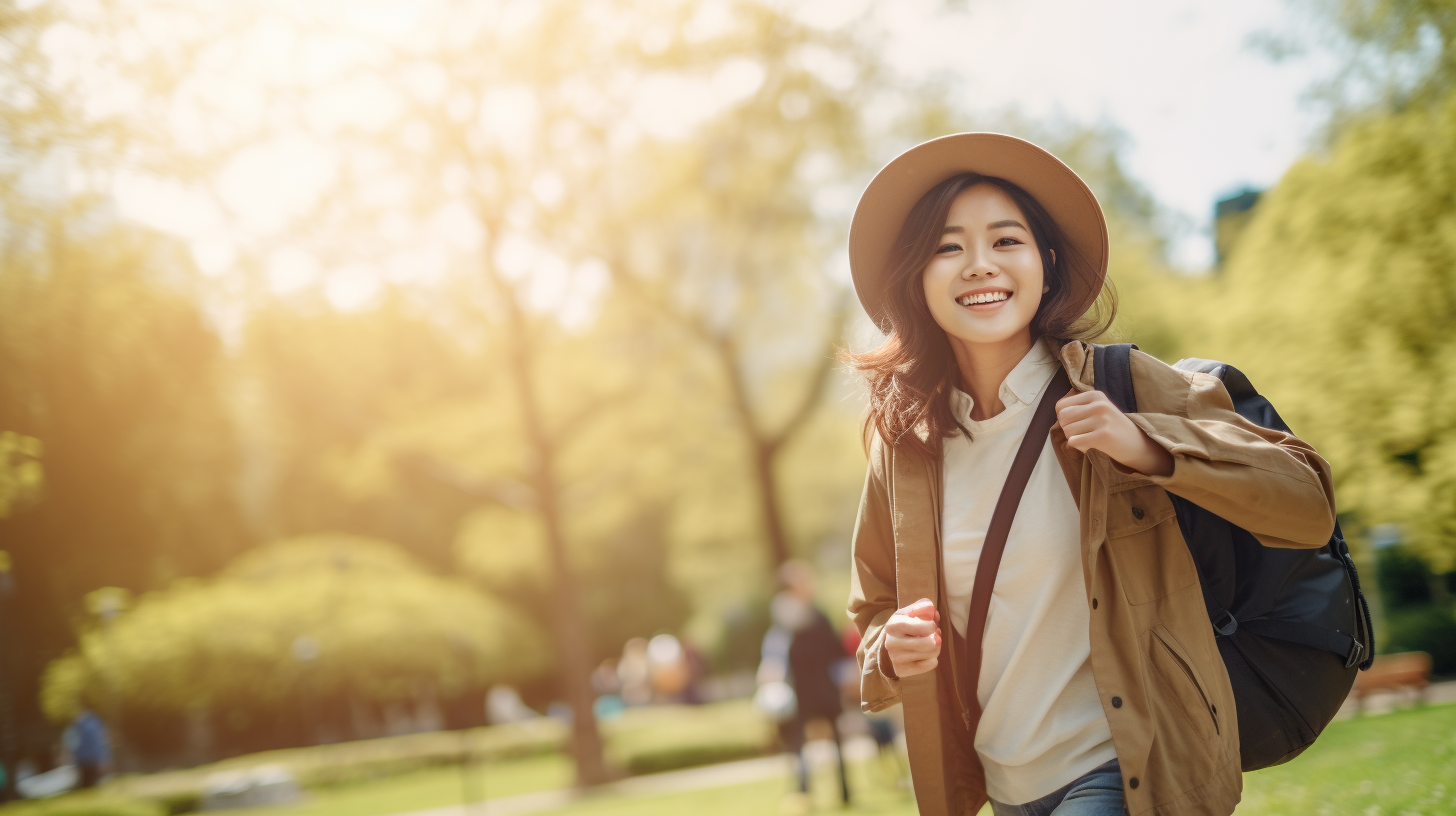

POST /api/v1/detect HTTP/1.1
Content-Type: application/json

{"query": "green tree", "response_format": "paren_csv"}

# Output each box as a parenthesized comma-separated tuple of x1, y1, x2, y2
(0, 223, 249, 767)
(1207, 83, 1456, 571)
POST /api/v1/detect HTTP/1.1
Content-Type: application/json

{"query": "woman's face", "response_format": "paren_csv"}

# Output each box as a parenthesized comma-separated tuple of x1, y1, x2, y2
(921, 183, 1048, 348)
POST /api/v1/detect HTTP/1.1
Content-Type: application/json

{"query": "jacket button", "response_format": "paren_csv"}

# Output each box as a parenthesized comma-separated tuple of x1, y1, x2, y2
(1132, 507, 1144, 520)
(1092, 598, 1098, 609)
(1130, 777, 1140, 789)
(1111, 696, 1122, 708)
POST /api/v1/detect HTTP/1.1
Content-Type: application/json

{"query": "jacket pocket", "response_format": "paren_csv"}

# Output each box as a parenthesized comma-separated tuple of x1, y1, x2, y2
(1148, 624, 1221, 743)
(1105, 486, 1200, 605)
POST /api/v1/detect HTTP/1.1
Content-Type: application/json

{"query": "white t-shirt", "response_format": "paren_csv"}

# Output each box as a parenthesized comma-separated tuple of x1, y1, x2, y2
(941, 337, 1115, 805)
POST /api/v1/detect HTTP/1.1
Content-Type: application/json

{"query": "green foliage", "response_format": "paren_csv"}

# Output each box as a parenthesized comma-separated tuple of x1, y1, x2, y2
(1206, 83, 1456, 571)
(0, 430, 43, 518)
(1384, 604, 1456, 673)
(601, 699, 774, 776)
(0, 222, 250, 756)
(41, 535, 548, 724)
(1320, 0, 1456, 106)
(1377, 543, 1451, 607)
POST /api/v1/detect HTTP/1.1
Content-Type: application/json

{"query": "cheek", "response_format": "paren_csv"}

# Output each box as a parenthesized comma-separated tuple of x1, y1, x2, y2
(921, 262, 951, 306)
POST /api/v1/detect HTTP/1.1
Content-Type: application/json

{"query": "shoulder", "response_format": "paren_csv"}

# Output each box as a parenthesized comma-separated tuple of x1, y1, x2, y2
(1128, 348, 1235, 417)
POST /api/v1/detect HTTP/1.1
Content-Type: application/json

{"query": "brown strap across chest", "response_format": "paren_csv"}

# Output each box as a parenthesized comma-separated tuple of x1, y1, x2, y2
(958, 367, 1072, 733)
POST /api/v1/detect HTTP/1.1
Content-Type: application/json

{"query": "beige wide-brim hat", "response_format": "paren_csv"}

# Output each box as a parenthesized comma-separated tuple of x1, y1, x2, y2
(848, 132, 1109, 332)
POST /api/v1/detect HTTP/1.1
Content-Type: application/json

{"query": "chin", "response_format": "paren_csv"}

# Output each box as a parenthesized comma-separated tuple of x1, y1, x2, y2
(944, 317, 1033, 347)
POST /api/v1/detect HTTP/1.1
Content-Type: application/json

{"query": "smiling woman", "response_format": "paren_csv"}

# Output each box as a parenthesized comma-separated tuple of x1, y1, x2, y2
(841, 133, 1338, 816)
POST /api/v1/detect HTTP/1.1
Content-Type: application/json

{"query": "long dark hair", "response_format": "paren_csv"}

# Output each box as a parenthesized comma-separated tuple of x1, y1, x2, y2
(845, 173, 1117, 455)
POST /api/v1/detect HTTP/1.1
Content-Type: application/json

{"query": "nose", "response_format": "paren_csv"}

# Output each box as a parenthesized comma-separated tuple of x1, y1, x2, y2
(961, 249, 998, 280)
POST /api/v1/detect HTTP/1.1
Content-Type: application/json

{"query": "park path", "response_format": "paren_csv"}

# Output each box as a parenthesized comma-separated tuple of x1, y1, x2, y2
(397, 753, 795, 816)
(390, 681, 1456, 816)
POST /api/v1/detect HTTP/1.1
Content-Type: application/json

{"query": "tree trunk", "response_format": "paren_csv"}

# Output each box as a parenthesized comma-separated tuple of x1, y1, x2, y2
(752, 441, 791, 568)
(501, 297, 609, 788)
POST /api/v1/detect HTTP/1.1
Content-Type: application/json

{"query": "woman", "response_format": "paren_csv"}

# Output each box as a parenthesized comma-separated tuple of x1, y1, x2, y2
(844, 134, 1337, 816)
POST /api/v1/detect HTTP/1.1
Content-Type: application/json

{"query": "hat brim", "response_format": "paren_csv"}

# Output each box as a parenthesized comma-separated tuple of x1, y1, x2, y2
(848, 132, 1108, 332)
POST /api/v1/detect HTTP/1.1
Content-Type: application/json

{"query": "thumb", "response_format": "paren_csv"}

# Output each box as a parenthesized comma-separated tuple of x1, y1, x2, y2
(905, 598, 938, 621)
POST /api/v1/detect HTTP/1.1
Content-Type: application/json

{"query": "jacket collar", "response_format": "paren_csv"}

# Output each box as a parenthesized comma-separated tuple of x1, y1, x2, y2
(947, 337, 1061, 424)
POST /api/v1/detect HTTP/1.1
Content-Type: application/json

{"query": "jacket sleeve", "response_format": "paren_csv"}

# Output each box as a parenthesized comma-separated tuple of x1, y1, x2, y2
(1124, 367, 1337, 549)
(846, 436, 902, 712)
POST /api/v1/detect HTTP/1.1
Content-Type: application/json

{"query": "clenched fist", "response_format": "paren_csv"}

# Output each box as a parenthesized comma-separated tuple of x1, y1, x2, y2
(885, 597, 943, 678)
(1054, 389, 1174, 478)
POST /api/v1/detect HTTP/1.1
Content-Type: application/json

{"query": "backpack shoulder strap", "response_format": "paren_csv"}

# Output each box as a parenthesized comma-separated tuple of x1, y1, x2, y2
(959, 367, 1071, 733)
(1092, 343, 1138, 413)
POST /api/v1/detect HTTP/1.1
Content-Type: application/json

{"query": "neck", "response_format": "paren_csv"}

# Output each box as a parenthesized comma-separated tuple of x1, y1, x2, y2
(949, 330, 1036, 422)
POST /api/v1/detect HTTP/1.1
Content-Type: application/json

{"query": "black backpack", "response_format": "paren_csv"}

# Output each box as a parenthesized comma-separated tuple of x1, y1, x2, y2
(1093, 344, 1375, 771)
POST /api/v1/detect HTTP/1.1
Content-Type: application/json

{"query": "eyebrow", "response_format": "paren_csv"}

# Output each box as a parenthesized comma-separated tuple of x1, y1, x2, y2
(941, 219, 1028, 234)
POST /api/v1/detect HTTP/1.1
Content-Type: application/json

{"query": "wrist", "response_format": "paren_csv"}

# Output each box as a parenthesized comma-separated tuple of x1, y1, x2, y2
(1124, 431, 1174, 477)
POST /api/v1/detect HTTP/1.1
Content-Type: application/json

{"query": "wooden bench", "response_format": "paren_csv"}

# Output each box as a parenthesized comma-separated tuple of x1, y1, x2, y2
(1351, 651, 1432, 711)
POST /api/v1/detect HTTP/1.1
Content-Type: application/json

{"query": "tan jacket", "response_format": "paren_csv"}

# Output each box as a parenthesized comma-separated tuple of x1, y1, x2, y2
(847, 339, 1337, 816)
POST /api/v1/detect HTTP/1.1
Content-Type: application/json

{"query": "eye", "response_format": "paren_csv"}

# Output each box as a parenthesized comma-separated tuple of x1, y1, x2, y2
(994, 236, 1022, 247)
(935, 242, 962, 254)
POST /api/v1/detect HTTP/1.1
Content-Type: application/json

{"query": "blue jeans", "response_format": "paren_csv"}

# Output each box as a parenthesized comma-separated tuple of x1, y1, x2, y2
(989, 759, 1127, 816)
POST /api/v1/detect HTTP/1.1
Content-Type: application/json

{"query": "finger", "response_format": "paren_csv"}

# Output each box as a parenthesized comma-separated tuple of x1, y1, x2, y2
(887, 616, 939, 637)
(1055, 391, 1102, 411)
(889, 633, 941, 657)
(1059, 418, 1103, 441)
(1055, 403, 1094, 425)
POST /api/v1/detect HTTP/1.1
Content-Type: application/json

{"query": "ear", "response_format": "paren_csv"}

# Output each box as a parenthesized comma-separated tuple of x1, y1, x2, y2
(1048, 248, 1057, 266)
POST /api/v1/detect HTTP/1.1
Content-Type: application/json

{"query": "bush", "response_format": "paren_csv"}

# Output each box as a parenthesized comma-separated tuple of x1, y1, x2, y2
(603, 699, 775, 776)
(1384, 604, 1456, 676)
(43, 536, 551, 729)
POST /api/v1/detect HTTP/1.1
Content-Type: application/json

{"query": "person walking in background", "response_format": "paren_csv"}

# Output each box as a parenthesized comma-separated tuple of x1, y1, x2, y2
(757, 560, 853, 811)
(64, 708, 111, 789)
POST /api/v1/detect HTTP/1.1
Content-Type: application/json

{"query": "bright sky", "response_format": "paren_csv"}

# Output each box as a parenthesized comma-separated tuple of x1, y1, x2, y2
(860, 0, 1335, 268)
(99, 0, 1335, 304)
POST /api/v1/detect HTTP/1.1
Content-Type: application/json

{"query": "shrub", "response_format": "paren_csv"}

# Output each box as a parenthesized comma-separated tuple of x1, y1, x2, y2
(1383, 604, 1456, 676)
(603, 699, 775, 776)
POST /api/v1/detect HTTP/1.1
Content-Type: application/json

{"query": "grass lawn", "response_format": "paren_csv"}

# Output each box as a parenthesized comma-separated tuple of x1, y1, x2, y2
(216, 752, 571, 816)
(535, 702, 1456, 816)
(1240, 702, 1455, 814)
(7, 701, 1451, 816)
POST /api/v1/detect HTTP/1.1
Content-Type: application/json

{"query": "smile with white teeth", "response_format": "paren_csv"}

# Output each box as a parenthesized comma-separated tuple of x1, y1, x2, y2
(956, 291, 1010, 306)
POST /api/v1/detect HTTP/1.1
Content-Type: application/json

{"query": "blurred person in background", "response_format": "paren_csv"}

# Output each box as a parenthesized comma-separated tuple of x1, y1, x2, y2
(646, 633, 690, 701)
(63, 708, 111, 789)
(758, 559, 853, 810)
(617, 638, 652, 706)
(845, 134, 1337, 816)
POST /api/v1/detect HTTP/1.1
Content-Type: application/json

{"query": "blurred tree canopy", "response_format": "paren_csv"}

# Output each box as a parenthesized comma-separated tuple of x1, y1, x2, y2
(0, 222, 250, 761)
